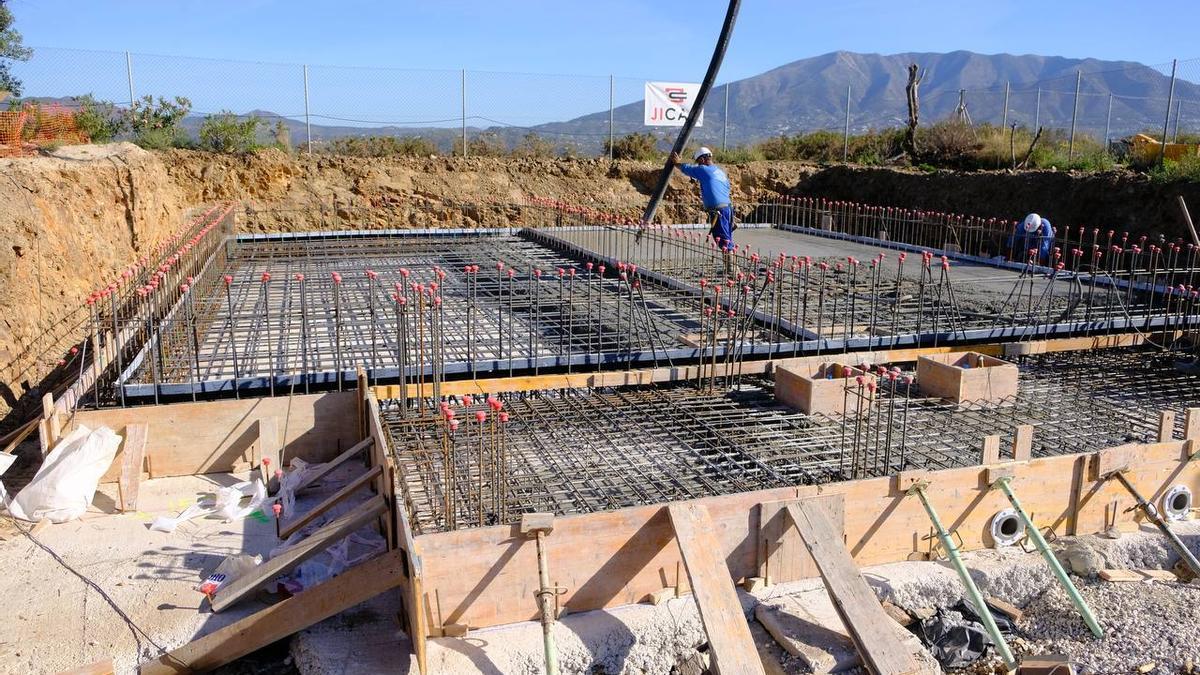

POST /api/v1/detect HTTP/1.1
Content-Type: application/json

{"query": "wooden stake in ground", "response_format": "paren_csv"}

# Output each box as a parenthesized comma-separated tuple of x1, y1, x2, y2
(903, 63, 924, 163)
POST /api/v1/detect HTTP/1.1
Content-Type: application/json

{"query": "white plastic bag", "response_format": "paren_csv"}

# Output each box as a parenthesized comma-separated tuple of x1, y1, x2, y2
(149, 478, 266, 533)
(277, 458, 323, 515)
(0, 425, 121, 523)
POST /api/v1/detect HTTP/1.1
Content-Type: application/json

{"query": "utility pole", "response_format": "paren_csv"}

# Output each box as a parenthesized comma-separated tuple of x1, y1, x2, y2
(1002, 81, 1010, 129)
(303, 65, 312, 155)
(1034, 87, 1041, 131)
(1160, 59, 1178, 167)
(609, 75, 615, 160)
(723, 83, 730, 152)
(125, 52, 135, 109)
(461, 69, 468, 158)
(843, 84, 851, 162)
(1068, 71, 1081, 162)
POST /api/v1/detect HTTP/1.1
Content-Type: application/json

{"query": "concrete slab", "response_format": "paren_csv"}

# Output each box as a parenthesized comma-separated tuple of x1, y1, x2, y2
(0, 472, 278, 674)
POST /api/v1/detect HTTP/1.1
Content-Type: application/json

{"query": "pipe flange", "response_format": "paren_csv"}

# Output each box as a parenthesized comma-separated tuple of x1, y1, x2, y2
(1162, 485, 1193, 522)
(990, 508, 1025, 547)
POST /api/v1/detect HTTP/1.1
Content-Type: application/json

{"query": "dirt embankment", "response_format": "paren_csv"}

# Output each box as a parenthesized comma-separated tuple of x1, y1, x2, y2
(790, 165, 1200, 240)
(0, 144, 190, 423)
(156, 149, 813, 230)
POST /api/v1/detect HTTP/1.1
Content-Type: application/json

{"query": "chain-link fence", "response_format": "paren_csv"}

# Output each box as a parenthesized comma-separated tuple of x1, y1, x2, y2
(8, 46, 1200, 158)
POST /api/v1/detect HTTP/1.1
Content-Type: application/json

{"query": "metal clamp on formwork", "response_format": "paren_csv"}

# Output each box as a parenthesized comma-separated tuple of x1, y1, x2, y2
(905, 481, 1017, 670)
(1105, 470, 1200, 579)
(989, 476, 1104, 638)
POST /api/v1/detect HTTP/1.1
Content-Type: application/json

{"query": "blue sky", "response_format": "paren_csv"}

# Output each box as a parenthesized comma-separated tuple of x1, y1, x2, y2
(7, 1, 1200, 131)
(10, 0, 1197, 79)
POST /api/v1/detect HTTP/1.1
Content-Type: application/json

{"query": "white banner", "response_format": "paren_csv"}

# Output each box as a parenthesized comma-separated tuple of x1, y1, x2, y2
(644, 81, 704, 127)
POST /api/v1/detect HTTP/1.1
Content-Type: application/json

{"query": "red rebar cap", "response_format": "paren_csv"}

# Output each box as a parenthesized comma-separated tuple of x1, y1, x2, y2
(475, 411, 487, 423)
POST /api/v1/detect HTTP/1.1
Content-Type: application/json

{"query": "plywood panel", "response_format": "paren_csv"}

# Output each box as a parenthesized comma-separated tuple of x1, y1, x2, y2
(71, 392, 358, 477)
(759, 493, 845, 584)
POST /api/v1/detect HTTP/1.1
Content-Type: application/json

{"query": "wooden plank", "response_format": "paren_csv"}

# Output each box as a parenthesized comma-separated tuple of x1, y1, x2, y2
(1098, 568, 1178, 582)
(1158, 411, 1176, 443)
(980, 435, 1001, 465)
(139, 549, 406, 674)
(211, 495, 387, 612)
(116, 424, 148, 512)
(293, 437, 374, 494)
(1012, 425, 1033, 462)
(784, 501, 920, 675)
(42, 392, 61, 446)
(668, 502, 766, 675)
(279, 465, 382, 539)
(1186, 408, 1200, 440)
(758, 493, 844, 585)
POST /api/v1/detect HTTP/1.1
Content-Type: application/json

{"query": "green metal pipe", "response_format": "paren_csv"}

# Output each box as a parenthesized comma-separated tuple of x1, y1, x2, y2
(994, 477, 1103, 638)
(910, 485, 1017, 669)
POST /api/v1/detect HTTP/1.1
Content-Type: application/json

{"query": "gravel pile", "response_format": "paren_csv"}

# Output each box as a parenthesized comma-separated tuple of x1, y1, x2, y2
(1016, 577, 1200, 674)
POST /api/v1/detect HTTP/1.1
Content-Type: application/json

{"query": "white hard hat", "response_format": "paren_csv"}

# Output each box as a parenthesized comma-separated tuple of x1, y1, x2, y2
(1022, 213, 1042, 233)
(694, 147, 713, 160)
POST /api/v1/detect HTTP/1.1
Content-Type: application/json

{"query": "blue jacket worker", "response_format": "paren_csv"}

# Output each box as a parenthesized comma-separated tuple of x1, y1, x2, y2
(1011, 212, 1055, 263)
(670, 147, 735, 253)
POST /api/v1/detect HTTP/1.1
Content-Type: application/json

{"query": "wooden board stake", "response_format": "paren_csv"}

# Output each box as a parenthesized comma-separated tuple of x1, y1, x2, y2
(784, 501, 920, 675)
(140, 550, 405, 674)
(116, 424, 148, 512)
(668, 502, 766, 675)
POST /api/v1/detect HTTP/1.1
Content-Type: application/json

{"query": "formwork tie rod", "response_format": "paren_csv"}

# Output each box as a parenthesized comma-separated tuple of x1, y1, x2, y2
(991, 476, 1103, 638)
(1108, 470, 1200, 578)
(906, 483, 1017, 670)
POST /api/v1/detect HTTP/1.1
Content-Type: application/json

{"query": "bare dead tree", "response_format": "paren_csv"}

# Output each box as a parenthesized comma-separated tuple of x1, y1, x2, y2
(903, 63, 924, 163)
(1018, 126, 1044, 169)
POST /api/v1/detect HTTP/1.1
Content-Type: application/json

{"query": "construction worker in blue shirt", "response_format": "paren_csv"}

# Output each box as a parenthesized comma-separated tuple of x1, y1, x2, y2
(1010, 212, 1055, 263)
(670, 147, 736, 276)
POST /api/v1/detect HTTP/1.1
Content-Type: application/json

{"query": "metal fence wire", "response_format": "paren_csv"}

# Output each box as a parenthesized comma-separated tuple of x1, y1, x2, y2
(8, 47, 1200, 156)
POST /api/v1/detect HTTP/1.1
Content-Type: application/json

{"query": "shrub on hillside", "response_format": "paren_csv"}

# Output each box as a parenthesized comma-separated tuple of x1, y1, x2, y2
(198, 111, 261, 153)
(512, 133, 556, 158)
(328, 135, 437, 158)
(453, 132, 506, 157)
(72, 94, 125, 143)
(916, 121, 981, 168)
(125, 95, 191, 149)
(603, 132, 658, 161)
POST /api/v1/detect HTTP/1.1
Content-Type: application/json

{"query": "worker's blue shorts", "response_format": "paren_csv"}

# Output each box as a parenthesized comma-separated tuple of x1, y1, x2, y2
(708, 206, 734, 251)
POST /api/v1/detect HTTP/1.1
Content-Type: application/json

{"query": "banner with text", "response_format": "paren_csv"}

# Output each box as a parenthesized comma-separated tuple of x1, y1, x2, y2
(644, 81, 704, 127)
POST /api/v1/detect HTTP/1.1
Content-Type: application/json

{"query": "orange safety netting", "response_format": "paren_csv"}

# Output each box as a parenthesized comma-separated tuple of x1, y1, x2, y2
(0, 103, 89, 157)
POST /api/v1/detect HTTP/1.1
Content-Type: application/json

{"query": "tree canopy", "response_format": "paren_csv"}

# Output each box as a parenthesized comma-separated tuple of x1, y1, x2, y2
(0, 0, 33, 97)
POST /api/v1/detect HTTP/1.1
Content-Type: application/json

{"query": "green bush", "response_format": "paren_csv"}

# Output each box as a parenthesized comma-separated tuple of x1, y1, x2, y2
(272, 120, 290, 151)
(512, 133, 556, 158)
(198, 111, 261, 153)
(125, 95, 191, 149)
(715, 145, 764, 164)
(327, 135, 437, 158)
(72, 94, 125, 143)
(452, 132, 506, 157)
(750, 129, 902, 164)
(1151, 154, 1200, 183)
(603, 132, 659, 160)
(915, 121, 981, 168)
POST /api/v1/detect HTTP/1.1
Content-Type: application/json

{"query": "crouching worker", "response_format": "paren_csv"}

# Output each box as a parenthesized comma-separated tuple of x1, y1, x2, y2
(1010, 212, 1055, 264)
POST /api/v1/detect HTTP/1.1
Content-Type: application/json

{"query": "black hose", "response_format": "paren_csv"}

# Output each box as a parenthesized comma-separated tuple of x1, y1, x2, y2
(640, 0, 742, 226)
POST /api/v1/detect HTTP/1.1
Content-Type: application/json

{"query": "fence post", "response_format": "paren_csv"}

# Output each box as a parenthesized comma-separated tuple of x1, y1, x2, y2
(125, 51, 135, 108)
(1068, 71, 1081, 162)
(843, 84, 851, 162)
(1104, 93, 1113, 151)
(303, 65, 312, 155)
(1002, 81, 1009, 129)
(1035, 87, 1041, 130)
(609, 74, 614, 160)
(723, 83, 729, 152)
(461, 69, 468, 158)
(1174, 98, 1182, 142)
(1160, 59, 1178, 167)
